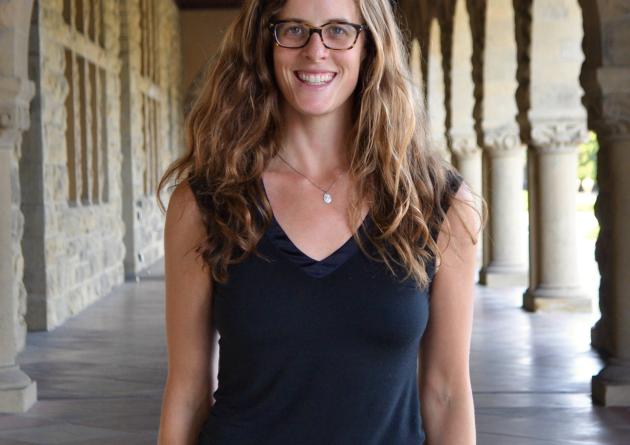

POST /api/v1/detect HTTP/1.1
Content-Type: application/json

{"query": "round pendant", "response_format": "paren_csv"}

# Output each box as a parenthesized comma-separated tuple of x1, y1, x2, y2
(323, 192, 332, 204)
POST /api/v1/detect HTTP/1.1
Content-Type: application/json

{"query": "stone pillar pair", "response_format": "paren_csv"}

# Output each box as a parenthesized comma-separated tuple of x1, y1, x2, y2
(474, 0, 588, 305)
(0, 0, 37, 412)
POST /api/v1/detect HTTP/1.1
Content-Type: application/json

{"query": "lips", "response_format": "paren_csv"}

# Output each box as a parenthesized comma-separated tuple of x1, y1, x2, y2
(294, 71, 337, 86)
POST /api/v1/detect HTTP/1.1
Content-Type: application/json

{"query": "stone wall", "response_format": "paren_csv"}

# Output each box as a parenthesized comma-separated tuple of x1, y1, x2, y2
(19, 0, 183, 330)
(19, 0, 125, 331)
(120, 0, 182, 279)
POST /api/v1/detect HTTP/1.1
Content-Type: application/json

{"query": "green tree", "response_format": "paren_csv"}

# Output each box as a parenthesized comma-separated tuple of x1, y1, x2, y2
(577, 131, 598, 191)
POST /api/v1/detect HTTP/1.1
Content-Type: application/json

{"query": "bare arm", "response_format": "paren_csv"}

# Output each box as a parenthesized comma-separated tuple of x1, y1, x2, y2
(158, 181, 218, 445)
(419, 183, 479, 445)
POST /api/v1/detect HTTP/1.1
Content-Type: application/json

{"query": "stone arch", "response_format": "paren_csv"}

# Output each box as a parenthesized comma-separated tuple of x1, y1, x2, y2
(577, 0, 630, 406)
(578, 0, 608, 354)
(427, 17, 449, 160)
(448, 0, 480, 170)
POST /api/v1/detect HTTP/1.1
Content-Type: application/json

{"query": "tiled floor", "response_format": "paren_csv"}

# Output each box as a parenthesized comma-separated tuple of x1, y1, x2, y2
(1, 260, 629, 444)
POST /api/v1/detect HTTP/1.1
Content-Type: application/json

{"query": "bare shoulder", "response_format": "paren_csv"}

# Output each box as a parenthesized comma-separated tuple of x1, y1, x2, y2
(165, 180, 206, 247)
(160, 179, 216, 431)
(441, 181, 482, 250)
(166, 181, 202, 229)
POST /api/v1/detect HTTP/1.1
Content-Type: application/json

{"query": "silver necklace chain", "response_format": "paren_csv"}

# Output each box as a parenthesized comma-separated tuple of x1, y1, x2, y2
(276, 153, 345, 205)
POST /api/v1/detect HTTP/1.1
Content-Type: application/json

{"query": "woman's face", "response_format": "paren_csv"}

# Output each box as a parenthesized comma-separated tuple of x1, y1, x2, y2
(272, 0, 366, 120)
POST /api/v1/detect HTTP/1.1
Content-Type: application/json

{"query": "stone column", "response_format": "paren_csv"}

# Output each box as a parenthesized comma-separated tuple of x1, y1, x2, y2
(479, 130, 527, 286)
(450, 133, 482, 198)
(591, 66, 630, 406)
(448, 0, 483, 265)
(521, 0, 591, 311)
(523, 123, 590, 311)
(0, 0, 37, 412)
(476, 0, 528, 286)
(410, 38, 423, 91)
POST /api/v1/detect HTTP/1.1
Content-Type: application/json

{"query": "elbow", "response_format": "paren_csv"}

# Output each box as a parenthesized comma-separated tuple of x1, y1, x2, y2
(420, 376, 473, 408)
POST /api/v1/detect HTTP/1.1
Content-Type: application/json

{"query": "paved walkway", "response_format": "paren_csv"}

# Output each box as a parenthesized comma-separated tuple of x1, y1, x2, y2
(1, 260, 629, 444)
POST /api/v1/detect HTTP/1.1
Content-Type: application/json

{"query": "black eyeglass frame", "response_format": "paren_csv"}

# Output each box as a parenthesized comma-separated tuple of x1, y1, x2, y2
(268, 20, 369, 50)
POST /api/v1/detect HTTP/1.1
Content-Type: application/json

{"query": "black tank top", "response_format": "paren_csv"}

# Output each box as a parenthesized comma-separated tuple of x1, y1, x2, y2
(195, 170, 463, 445)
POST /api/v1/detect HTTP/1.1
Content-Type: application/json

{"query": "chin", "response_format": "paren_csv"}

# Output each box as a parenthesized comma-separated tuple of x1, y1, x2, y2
(289, 101, 335, 117)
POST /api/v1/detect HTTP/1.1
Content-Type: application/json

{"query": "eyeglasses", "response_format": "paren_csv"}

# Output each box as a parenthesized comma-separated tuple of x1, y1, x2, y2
(268, 20, 368, 50)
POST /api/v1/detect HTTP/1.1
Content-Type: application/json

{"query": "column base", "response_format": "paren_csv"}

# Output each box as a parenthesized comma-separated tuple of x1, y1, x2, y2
(590, 319, 611, 354)
(0, 365, 37, 413)
(479, 265, 528, 287)
(522, 286, 592, 312)
(592, 361, 630, 406)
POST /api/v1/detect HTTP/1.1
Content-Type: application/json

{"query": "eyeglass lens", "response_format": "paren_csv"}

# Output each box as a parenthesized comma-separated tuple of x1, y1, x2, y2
(275, 22, 358, 49)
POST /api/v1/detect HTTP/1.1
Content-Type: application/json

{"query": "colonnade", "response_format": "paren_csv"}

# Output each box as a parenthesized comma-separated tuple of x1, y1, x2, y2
(399, 0, 630, 405)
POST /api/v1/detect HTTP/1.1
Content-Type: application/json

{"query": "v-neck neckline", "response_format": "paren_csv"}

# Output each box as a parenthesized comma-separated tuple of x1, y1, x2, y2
(259, 176, 371, 278)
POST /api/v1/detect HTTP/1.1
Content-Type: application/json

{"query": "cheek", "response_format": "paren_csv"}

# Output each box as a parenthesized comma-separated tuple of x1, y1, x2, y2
(341, 54, 363, 80)
(272, 50, 281, 78)
(273, 51, 294, 83)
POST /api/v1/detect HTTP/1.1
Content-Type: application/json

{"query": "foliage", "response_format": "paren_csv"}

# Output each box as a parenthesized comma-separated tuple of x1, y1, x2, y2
(578, 131, 598, 182)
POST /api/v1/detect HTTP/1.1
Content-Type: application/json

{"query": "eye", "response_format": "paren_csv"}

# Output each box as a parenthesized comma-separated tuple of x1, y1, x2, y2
(330, 26, 348, 35)
(324, 23, 353, 40)
(285, 24, 305, 36)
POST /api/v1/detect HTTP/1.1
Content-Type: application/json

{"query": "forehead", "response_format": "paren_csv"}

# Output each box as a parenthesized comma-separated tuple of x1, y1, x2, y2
(276, 0, 362, 23)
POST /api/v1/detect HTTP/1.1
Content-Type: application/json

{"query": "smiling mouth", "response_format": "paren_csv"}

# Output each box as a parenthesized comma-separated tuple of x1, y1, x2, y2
(294, 71, 337, 86)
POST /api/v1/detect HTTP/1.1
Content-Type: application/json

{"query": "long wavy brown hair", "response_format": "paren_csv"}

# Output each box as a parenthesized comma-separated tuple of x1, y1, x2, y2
(157, 0, 485, 289)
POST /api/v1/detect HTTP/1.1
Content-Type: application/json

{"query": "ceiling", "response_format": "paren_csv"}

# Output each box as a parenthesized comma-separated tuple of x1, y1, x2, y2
(175, 0, 243, 8)
(175, 0, 399, 10)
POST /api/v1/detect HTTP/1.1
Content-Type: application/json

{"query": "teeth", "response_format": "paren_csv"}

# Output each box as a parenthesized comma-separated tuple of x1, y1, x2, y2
(297, 72, 335, 85)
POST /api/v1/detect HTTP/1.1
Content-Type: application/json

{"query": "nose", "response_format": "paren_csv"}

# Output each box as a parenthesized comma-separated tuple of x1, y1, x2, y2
(303, 30, 328, 60)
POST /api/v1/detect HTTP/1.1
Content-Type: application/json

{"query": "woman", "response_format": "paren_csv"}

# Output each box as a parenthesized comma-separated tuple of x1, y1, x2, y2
(157, 0, 484, 443)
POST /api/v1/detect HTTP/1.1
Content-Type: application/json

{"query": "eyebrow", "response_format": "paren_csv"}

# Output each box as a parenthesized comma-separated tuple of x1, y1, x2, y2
(276, 17, 354, 24)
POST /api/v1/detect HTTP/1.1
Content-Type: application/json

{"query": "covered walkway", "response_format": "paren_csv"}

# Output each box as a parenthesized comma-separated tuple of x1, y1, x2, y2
(0, 261, 628, 444)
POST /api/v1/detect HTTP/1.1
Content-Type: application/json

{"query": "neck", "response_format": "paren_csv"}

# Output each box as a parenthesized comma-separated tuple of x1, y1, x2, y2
(277, 102, 353, 177)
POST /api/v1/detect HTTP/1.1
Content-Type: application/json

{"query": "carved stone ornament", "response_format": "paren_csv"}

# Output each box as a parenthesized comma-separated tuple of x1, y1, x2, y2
(0, 77, 35, 150)
(0, 78, 34, 127)
(598, 94, 630, 140)
(531, 119, 588, 153)
(450, 130, 480, 158)
(483, 124, 523, 156)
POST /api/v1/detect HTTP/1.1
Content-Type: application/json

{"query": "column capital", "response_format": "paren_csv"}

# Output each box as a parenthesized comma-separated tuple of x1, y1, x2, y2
(597, 94, 630, 142)
(482, 124, 523, 157)
(530, 119, 588, 154)
(449, 129, 480, 159)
